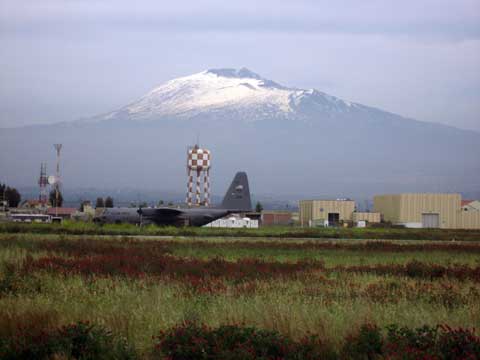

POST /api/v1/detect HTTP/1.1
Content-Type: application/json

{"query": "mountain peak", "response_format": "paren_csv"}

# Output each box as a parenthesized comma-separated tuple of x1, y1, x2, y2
(206, 68, 262, 80)
(204, 67, 286, 90)
(102, 68, 357, 123)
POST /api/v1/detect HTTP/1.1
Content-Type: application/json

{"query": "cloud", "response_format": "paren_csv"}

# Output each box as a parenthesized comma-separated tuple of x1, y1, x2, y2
(1, 0, 479, 41)
(0, 0, 479, 131)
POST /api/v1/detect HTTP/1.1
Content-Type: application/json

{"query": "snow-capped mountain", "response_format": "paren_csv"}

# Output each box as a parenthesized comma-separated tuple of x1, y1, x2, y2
(99, 68, 357, 123)
(1, 68, 479, 198)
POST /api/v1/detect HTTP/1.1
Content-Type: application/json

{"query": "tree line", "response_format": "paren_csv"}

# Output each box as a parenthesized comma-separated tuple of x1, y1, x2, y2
(0, 184, 21, 208)
(95, 197, 114, 208)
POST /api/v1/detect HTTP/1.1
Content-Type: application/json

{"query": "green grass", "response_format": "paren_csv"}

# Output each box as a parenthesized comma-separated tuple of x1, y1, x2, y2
(2, 272, 478, 353)
(0, 233, 479, 356)
(1, 220, 480, 240)
(169, 246, 480, 266)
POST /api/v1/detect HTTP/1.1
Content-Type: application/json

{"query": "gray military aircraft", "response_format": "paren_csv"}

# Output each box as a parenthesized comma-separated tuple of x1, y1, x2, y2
(94, 207, 141, 225)
(94, 172, 252, 227)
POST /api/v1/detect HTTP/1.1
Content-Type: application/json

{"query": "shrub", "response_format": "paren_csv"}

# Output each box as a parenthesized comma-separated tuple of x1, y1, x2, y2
(384, 324, 438, 359)
(0, 321, 137, 360)
(342, 323, 383, 360)
(0, 263, 21, 295)
(153, 322, 336, 360)
(384, 324, 480, 360)
(437, 325, 480, 360)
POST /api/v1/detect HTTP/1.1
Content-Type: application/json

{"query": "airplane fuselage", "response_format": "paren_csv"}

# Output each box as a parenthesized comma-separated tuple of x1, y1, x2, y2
(93, 172, 252, 227)
(139, 207, 231, 227)
(94, 208, 141, 225)
(95, 207, 231, 227)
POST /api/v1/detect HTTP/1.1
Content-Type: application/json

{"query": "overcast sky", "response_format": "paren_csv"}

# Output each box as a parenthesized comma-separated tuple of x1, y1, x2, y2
(1, 0, 479, 131)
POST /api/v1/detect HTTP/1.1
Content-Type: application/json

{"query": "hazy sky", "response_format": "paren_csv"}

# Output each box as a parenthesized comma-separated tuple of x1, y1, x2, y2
(1, 0, 479, 131)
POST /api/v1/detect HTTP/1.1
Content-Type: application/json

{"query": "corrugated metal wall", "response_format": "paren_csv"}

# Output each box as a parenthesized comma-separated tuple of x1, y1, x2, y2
(374, 193, 480, 229)
(373, 195, 402, 222)
(300, 200, 355, 226)
(304, 195, 480, 229)
(398, 194, 460, 228)
(299, 200, 313, 227)
(352, 212, 381, 223)
(456, 211, 480, 229)
(312, 200, 355, 222)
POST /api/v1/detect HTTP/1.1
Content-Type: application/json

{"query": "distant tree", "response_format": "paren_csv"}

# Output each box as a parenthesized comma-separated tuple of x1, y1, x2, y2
(167, 201, 174, 206)
(158, 200, 164, 206)
(255, 201, 263, 213)
(105, 196, 114, 208)
(1, 184, 21, 207)
(139, 202, 148, 208)
(8, 187, 21, 207)
(95, 197, 105, 208)
(49, 189, 63, 208)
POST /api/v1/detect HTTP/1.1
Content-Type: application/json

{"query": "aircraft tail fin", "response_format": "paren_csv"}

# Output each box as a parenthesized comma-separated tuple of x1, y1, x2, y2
(221, 172, 252, 211)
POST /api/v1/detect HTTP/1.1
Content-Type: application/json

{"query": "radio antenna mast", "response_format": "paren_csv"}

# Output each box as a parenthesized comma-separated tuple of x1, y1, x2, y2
(53, 144, 63, 216)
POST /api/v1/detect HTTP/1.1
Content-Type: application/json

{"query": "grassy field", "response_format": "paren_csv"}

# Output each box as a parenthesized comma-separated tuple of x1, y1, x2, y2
(1, 233, 479, 358)
(2, 220, 480, 241)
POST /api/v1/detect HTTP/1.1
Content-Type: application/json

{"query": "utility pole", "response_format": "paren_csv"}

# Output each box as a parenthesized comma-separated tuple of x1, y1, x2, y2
(54, 144, 62, 217)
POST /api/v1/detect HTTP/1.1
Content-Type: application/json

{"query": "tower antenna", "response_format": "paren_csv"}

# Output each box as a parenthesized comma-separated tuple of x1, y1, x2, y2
(53, 144, 63, 216)
(38, 162, 48, 207)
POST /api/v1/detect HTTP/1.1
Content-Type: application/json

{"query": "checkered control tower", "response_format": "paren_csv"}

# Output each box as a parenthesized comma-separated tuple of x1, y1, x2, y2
(186, 144, 211, 207)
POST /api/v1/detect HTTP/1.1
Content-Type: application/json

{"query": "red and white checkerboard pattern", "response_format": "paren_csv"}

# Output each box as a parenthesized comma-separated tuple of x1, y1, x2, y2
(187, 148, 211, 170)
(186, 146, 211, 207)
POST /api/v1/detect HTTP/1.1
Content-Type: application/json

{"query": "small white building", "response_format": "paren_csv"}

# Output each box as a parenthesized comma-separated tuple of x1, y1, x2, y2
(204, 215, 258, 228)
(462, 200, 480, 212)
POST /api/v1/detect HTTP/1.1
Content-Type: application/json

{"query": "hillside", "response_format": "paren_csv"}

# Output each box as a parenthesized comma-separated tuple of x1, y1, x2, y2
(1, 68, 478, 198)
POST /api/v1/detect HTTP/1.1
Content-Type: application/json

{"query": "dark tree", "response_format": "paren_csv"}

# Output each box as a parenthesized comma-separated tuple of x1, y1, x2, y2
(95, 197, 105, 208)
(158, 200, 164, 206)
(105, 196, 114, 208)
(49, 189, 63, 207)
(1, 184, 21, 207)
(9, 188, 21, 207)
(255, 201, 263, 213)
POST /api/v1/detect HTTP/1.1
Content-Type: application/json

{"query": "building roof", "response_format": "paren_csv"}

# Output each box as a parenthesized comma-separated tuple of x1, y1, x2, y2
(47, 207, 77, 216)
(461, 200, 473, 206)
(261, 210, 293, 214)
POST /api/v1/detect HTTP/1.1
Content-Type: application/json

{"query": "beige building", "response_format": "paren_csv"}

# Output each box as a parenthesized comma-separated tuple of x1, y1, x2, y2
(300, 199, 354, 227)
(374, 193, 480, 229)
(352, 212, 381, 223)
(299, 199, 380, 227)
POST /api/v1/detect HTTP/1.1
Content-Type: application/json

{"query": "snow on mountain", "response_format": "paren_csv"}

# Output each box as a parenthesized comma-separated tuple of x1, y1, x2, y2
(102, 68, 355, 122)
(1, 67, 479, 198)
